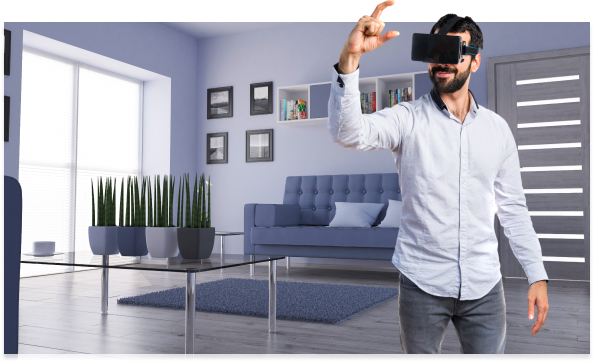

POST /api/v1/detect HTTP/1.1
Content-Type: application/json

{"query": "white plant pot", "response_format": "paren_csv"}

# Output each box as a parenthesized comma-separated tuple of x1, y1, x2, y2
(145, 227, 179, 258)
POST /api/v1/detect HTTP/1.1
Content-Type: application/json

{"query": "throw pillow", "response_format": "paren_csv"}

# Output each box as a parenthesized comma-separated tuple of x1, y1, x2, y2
(327, 202, 385, 228)
(377, 199, 403, 228)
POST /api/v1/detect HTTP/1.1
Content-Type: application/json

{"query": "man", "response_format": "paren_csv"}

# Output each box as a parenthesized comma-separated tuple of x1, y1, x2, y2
(328, 1, 550, 354)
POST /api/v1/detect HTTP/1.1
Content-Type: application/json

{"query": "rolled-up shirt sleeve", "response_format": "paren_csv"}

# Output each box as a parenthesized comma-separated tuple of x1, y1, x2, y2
(327, 64, 411, 152)
(494, 130, 549, 286)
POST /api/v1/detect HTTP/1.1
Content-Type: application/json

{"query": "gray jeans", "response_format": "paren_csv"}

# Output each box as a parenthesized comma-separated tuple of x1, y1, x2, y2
(398, 273, 506, 354)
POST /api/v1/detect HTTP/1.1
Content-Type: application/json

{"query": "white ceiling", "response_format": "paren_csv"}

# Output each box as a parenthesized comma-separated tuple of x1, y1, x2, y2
(163, 22, 286, 40)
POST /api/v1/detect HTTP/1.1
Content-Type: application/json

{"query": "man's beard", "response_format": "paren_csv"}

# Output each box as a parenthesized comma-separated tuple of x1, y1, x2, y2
(429, 61, 472, 93)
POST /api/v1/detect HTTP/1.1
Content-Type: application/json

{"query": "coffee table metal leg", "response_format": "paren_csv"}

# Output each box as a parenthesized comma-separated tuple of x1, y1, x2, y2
(286, 256, 290, 269)
(185, 271, 196, 354)
(269, 259, 277, 332)
(250, 255, 255, 276)
(220, 235, 225, 256)
(101, 255, 109, 315)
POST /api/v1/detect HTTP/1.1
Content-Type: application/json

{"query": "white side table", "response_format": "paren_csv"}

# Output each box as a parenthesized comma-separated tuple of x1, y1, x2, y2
(215, 231, 244, 256)
(215, 231, 290, 276)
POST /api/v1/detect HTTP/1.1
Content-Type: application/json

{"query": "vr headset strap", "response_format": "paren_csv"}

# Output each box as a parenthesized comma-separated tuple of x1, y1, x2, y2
(437, 16, 479, 56)
(437, 16, 463, 35)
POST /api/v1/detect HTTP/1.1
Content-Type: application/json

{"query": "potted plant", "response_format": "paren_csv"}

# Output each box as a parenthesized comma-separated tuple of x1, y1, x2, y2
(89, 176, 120, 255)
(116, 176, 149, 256)
(177, 173, 215, 259)
(145, 174, 179, 258)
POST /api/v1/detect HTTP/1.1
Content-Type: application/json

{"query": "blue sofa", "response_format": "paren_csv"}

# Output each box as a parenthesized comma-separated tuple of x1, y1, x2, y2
(5, 176, 22, 354)
(244, 173, 401, 261)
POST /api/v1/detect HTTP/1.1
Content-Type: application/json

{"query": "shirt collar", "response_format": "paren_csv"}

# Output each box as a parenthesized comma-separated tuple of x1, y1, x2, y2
(430, 87, 480, 114)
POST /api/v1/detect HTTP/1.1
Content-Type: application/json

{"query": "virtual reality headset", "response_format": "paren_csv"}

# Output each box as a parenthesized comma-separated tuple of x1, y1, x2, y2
(411, 16, 479, 64)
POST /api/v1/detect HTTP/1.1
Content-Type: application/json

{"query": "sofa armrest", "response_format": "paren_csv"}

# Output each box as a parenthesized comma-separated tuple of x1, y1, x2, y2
(245, 204, 301, 255)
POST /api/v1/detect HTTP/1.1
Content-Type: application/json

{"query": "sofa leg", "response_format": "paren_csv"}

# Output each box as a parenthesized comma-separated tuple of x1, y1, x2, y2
(286, 256, 290, 269)
(250, 255, 255, 276)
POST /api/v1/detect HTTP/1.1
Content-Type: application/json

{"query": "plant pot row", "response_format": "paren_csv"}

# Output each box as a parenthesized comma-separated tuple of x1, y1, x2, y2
(88, 226, 216, 259)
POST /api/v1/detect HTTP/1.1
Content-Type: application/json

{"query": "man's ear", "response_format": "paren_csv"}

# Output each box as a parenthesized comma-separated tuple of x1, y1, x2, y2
(471, 53, 481, 73)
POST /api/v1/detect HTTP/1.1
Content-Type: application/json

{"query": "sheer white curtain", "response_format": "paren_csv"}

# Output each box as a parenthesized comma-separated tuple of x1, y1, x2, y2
(19, 47, 143, 277)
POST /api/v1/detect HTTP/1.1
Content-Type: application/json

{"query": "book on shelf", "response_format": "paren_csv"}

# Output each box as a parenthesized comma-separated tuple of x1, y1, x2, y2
(360, 92, 377, 114)
(388, 86, 414, 107)
(297, 99, 307, 119)
(280, 99, 307, 121)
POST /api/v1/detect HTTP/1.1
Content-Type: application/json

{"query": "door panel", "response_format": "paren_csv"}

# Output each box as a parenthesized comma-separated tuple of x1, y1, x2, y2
(521, 170, 583, 189)
(516, 102, 581, 125)
(489, 47, 589, 281)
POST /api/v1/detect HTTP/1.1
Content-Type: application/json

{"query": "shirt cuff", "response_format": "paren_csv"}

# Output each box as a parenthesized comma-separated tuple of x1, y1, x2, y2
(524, 262, 549, 286)
(332, 62, 360, 97)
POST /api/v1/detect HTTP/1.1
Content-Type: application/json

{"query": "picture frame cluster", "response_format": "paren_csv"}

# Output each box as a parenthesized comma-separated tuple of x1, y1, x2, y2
(206, 81, 274, 164)
(5, 29, 11, 142)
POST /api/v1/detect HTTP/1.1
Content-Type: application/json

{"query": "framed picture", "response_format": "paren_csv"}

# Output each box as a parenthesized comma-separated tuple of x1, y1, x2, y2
(207, 132, 228, 164)
(4, 96, 10, 142)
(4, 29, 11, 76)
(250, 81, 273, 115)
(207, 86, 233, 119)
(246, 129, 273, 163)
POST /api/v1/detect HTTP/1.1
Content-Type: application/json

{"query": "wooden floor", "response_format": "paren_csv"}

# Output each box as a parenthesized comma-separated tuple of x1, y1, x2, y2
(18, 261, 590, 354)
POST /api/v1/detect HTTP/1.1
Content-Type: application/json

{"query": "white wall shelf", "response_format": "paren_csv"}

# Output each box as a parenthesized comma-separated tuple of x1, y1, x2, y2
(277, 71, 428, 126)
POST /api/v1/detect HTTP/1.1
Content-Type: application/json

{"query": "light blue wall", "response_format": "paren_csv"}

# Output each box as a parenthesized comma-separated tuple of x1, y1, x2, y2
(197, 22, 589, 266)
(4, 21, 589, 267)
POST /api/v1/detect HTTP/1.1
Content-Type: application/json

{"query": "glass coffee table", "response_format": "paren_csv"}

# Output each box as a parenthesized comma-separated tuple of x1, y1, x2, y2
(21, 251, 285, 354)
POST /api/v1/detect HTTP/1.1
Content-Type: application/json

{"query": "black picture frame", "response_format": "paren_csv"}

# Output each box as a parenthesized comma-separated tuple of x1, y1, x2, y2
(4, 29, 11, 76)
(246, 129, 273, 163)
(250, 81, 273, 115)
(206, 132, 228, 164)
(4, 96, 10, 142)
(207, 86, 233, 119)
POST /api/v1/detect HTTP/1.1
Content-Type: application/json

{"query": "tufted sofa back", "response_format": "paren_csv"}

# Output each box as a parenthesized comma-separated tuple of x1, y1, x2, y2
(282, 173, 401, 226)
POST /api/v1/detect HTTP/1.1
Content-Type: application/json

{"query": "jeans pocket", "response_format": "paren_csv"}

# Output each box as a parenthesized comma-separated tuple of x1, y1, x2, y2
(399, 273, 420, 289)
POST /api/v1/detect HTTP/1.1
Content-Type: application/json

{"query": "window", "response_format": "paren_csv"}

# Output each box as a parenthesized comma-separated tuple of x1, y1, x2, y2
(19, 47, 143, 277)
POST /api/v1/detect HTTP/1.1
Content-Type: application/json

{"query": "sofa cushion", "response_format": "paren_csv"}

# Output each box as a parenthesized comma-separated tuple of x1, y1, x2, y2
(377, 199, 403, 228)
(251, 225, 399, 248)
(254, 204, 300, 227)
(327, 202, 385, 228)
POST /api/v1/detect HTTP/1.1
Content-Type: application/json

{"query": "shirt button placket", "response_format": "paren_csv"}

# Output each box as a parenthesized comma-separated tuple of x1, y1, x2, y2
(459, 125, 468, 299)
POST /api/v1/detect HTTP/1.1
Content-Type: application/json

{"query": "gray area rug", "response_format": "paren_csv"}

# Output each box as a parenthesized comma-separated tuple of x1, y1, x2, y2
(117, 278, 398, 324)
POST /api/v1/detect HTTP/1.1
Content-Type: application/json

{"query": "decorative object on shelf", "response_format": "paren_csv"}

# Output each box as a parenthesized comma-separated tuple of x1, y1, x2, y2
(177, 173, 215, 259)
(206, 132, 228, 164)
(4, 96, 9, 142)
(146, 174, 179, 258)
(89, 176, 119, 255)
(116, 176, 149, 257)
(207, 86, 233, 119)
(250, 81, 273, 115)
(4, 29, 11, 76)
(246, 129, 273, 163)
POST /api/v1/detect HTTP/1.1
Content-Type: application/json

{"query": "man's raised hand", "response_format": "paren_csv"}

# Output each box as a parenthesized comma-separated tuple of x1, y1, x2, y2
(338, 1, 399, 74)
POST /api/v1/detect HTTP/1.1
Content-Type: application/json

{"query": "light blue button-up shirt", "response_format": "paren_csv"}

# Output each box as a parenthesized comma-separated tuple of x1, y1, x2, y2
(327, 66, 549, 300)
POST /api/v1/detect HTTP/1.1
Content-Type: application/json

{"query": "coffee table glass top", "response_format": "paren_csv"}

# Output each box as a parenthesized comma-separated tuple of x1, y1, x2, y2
(21, 251, 284, 273)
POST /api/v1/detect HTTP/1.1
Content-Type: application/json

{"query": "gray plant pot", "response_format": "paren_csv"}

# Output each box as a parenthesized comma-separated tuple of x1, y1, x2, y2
(177, 227, 216, 259)
(88, 226, 119, 255)
(145, 227, 179, 258)
(116, 227, 148, 256)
